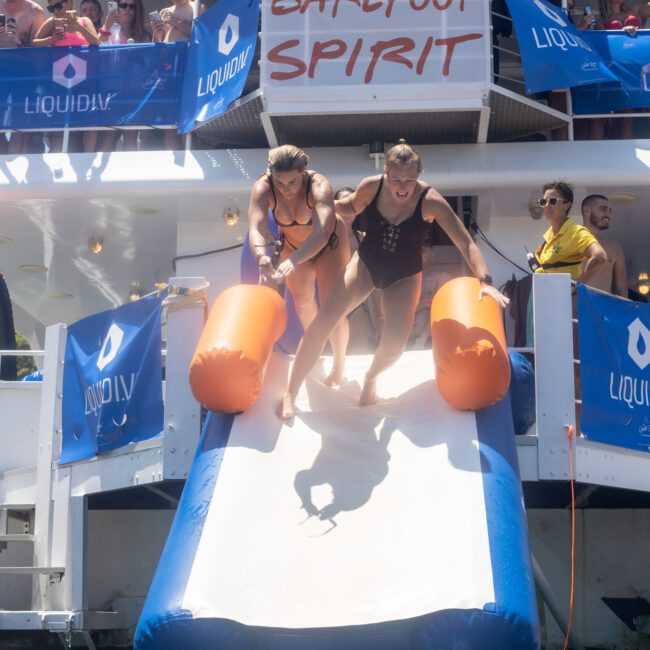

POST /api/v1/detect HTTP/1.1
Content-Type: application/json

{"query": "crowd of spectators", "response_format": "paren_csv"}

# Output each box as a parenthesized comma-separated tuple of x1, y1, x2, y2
(0, 0, 203, 153)
(494, 0, 650, 141)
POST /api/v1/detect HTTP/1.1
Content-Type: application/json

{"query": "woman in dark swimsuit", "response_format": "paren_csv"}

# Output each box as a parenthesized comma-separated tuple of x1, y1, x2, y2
(248, 145, 350, 385)
(278, 141, 509, 419)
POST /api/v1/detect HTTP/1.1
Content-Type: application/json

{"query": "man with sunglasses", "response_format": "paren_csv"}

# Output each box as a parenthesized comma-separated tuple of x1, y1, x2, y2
(581, 194, 628, 298)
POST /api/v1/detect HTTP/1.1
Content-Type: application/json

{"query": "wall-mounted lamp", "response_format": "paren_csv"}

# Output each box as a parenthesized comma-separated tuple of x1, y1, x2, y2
(223, 207, 239, 226)
(639, 285, 650, 296)
(88, 234, 103, 254)
(129, 281, 141, 302)
(369, 141, 385, 171)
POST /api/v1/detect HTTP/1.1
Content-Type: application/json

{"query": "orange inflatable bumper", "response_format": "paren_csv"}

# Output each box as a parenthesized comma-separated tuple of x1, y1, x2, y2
(430, 277, 510, 411)
(189, 285, 287, 413)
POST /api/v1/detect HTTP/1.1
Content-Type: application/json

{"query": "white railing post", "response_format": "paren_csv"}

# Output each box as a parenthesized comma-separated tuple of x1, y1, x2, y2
(533, 274, 576, 480)
(162, 278, 207, 481)
(32, 323, 67, 610)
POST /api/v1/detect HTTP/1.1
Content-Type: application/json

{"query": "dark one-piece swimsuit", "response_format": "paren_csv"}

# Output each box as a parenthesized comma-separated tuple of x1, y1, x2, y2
(357, 176, 431, 290)
(266, 172, 339, 261)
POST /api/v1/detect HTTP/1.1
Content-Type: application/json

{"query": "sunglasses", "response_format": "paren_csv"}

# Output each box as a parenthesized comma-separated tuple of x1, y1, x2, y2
(537, 197, 569, 207)
(47, 1, 66, 11)
(118, 2, 136, 8)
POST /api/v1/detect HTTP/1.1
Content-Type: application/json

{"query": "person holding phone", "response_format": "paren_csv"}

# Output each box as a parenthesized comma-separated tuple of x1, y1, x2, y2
(98, 0, 148, 44)
(150, 0, 193, 43)
(33, 0, 99, 46)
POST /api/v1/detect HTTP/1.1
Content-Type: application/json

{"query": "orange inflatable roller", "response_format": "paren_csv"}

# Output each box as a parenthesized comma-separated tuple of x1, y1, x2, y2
(430, 277, 510, 411)
(189, 285, 287, 413)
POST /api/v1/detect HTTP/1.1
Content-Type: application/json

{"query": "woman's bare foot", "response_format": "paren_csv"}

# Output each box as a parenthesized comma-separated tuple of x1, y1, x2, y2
(359, 376, 377, 406)
(277, 392, 296, 420)
(324, 361, 345, 387)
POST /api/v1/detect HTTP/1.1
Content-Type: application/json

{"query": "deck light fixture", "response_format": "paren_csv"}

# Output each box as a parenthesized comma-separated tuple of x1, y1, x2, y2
(88, 234, 103, 254)
(129, 282, 141, 302)
(223, 208, 239, 226)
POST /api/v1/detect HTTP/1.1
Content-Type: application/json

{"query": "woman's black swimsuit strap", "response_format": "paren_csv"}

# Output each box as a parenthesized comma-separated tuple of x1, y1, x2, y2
(266, 172, 316, 227)
(357, 181, 431, 290)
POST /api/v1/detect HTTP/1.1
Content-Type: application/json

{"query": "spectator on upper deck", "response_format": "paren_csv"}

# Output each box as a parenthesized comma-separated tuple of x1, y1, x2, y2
(150, 0, 194, 150)
(0, 0, 44, 48)
(580, 194, 628, 298)
(99, 0, 148, 43)
(150, 0, 193, 43)
(33, 0, 99, 47)
(0, 0, 45, 154)
(33, 1, 99, 152)
(79, 0, 102, 30)
(96, 0, 149, 151)
(597, 0, 640, 32)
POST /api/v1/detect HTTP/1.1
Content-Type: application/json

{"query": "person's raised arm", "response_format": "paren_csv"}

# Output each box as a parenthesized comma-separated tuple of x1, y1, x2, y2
(272, 173, 335, 279)
(32, 19, 57, 46)
(424, 189, 509, 307)
(578, 242, 608, 286)
(247, 179, 273, 282)
(72, 15, 100, 44)
(333, 176, 377, 226)
(27, 6, 46, 45)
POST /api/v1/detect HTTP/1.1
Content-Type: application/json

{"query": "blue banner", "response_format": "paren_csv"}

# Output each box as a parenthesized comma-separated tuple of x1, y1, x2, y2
(505, 0, 618, 94)
(178, 0, 259, 134)
(61, 292, 166, 464)
(578, 285, 650, 452)
(0, 43, 185, 130)
(572, 31, 650, 113)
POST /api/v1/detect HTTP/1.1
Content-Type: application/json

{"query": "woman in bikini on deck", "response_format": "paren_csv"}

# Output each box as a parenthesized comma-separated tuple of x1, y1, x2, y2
(278, 140, 509, 420)
(248, 145, 351, 385)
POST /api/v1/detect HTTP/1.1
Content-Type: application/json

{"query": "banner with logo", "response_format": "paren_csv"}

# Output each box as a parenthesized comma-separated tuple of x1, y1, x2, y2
(578, 285, 650, 452)
(60, 292, 166, 464)
(179, 0, 259, 133)
(571, 31, 650, 113)
(0, 43, 185, 130)
(504, 0, 619, 94)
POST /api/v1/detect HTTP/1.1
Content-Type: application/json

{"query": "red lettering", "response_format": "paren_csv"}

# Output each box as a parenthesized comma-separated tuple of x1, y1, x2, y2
(410, 0, 428, 9)
(309, 39, 348, 78)
(346, 38, 363, 76)
(300, 0, 326, 13)
(362, 0, 382, 11)
(271, 0, 301, 15)
(385, 0, 398, 17)
(365, 38, 415, 84)
(432, 0, 453, 9)
(416, 36, 434, 75)
(268, 40, 307, 80)
(434, 33, 482, 76)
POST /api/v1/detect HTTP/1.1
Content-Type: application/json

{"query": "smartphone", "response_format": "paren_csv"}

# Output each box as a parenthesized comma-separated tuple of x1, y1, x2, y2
(148, 10, 161, 22)
(66, 9, 77, 18)
(107, 1, 117, 11)
(0, 14, 6, 27)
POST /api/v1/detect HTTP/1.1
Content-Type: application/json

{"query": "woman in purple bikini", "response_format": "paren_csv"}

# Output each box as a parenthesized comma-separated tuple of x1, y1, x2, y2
(278, 140, 509, 419)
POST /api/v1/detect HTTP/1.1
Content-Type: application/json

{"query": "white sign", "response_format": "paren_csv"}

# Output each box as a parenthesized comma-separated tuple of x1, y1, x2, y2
(261, 0, 489, 89)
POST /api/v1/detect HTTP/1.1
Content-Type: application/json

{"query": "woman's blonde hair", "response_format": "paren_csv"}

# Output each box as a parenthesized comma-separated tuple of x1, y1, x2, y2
(267, 145, 309, 175)
(385, 139, 422, 174)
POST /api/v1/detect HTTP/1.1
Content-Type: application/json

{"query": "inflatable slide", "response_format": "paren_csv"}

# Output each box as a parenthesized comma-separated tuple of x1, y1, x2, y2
(135, 281, 539, 649)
